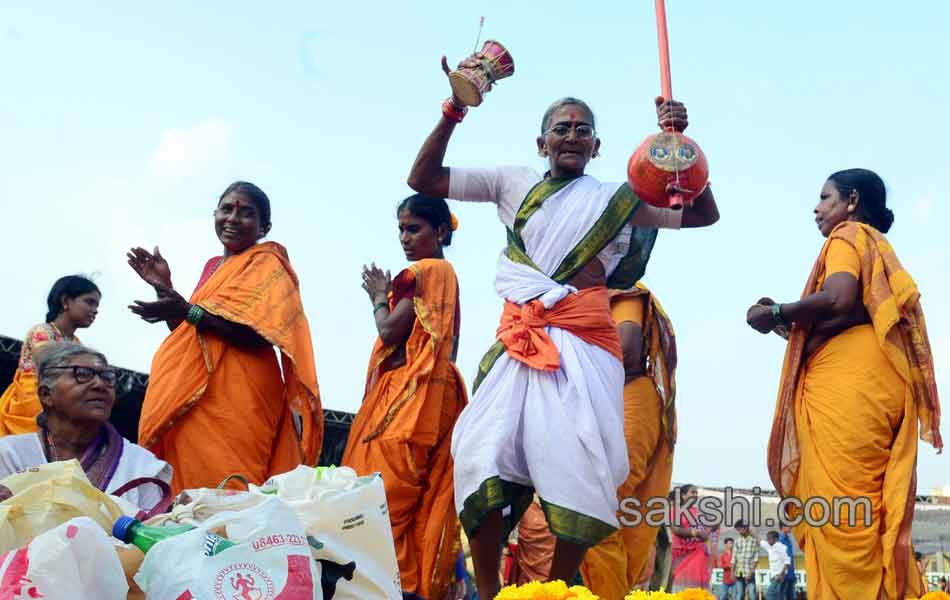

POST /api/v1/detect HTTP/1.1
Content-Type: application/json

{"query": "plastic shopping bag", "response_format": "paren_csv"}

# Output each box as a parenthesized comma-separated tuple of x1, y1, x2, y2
(251, 465, 401, 600)
(0, 459, 133, 552)
(135, 496, 322, 600)
(145, 486, 266, 528)
(0, 516, 128, 600)
(0, 508, 15, 551)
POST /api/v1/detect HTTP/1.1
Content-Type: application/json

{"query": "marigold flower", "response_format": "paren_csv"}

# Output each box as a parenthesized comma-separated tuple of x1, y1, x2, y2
(623, 589, 711, 600)
(494, 580, 599, 600)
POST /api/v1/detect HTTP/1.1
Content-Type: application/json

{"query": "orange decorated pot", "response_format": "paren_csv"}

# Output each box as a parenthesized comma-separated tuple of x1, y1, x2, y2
(627, 130, 708, 209)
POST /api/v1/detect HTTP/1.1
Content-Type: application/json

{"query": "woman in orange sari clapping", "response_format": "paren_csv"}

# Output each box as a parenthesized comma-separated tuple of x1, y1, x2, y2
(128, 181, 322, 493)
(343, 194, 467, 600)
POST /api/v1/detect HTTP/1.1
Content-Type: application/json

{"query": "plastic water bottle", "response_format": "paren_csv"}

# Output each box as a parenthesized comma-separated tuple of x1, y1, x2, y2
(112, 516, 236, 555)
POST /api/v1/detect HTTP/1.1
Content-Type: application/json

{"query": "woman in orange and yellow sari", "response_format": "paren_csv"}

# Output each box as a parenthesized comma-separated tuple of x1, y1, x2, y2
(747, 168, 942, 600)
(0, 275, 100, 435)
(579, 282, 677, 598)
(127, 181, 322, 493)
(343, 194, 467, 600)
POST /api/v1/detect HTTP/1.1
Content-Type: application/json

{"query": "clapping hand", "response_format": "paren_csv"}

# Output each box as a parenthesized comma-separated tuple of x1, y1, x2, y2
(361, 263, 392, 306)
(129, 285, 189, 324)
(127, 246, 172, 289)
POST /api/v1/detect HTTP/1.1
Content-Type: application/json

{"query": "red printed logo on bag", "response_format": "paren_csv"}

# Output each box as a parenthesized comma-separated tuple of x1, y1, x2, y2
(0, 548, 43, 599)
(213, 562, 274, 600)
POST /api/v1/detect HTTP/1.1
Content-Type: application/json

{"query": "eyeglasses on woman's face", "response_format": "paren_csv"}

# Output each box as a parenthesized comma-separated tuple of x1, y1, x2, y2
(545, 123, 595, 139)
(47, 365, 118, 387)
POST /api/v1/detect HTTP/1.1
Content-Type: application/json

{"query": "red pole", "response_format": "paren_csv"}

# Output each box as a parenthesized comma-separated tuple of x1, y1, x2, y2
(655, 0, 683, 206)
(655, 0, 673, 101)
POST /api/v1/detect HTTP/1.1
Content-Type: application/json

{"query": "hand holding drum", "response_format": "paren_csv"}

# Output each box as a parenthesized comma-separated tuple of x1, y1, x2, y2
(440, 40, 515, 107)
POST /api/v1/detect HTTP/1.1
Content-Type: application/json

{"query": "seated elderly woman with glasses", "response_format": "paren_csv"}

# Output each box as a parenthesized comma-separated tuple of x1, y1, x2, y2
(0, 344, 172, 510)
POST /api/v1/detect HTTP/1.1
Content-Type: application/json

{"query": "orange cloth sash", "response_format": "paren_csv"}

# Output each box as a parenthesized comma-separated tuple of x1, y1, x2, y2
(342, 259, 466, 600)
(139, 242, 321, 490)
(496, 286, 622, 371)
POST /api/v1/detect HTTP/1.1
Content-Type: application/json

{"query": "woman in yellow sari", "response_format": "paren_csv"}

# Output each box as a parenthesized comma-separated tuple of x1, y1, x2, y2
(747, 168, 942, 600)
(343, 194, 467, 600)
(580, 282, 677, 598)
(0, 275, 101, 435)
(127, 181, 322, 493)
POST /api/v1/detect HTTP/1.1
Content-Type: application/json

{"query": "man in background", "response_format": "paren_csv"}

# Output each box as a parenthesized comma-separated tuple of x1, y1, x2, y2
(718, 537, 736, 599)
(778, 524, 797, 599)
(731, 521, 758, 600)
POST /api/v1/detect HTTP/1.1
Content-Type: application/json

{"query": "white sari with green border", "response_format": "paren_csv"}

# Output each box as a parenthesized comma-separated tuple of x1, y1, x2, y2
(451, 174, 657, 546)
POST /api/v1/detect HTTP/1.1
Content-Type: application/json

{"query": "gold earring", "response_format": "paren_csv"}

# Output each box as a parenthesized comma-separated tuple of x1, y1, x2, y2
(847, 204, 856, 213)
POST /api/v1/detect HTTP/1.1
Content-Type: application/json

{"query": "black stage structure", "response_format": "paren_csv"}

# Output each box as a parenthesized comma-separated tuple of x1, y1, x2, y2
(0, 335, 353, 467)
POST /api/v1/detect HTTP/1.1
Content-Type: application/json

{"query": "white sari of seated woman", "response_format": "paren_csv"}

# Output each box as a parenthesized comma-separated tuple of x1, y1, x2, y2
(0, 344, 172, 510)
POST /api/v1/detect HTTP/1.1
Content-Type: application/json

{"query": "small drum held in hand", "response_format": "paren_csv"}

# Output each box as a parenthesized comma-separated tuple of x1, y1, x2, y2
(449, 40, 515, 107)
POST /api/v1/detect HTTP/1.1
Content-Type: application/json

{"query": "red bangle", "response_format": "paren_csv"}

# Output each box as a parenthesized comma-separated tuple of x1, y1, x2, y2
(442, 98, 467, 123)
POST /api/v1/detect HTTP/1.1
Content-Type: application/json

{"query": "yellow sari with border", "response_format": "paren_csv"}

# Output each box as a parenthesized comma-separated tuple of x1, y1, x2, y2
(768, 222, 941, 599)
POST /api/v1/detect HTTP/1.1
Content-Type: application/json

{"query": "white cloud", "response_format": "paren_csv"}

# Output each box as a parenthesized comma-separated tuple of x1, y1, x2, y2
(0, 119, 237, 373)
(148, 119, 232, 184)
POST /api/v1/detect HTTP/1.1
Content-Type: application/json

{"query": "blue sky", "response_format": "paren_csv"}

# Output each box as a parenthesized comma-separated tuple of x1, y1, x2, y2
(1, 2, 947, 493)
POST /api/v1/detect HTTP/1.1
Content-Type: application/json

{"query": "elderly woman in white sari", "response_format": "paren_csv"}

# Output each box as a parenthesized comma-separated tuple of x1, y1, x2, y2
(407, 54, 720, 598)
(0, 344, 172, 511)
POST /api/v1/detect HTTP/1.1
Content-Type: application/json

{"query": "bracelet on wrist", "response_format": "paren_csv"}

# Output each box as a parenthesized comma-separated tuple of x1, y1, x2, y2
(186, 304, 205, 326)
(771, 303, 787, 328)
(373, 302, 388, 314)
(442, 98, 468, 123)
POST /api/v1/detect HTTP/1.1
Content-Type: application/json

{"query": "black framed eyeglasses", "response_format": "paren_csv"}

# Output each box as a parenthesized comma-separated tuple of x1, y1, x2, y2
(47, 366, 118, 387)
